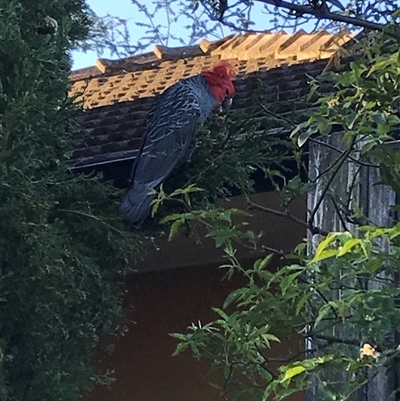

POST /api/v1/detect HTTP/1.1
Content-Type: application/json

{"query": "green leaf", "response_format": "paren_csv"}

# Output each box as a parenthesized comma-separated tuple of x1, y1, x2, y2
(160, 213, 184, 224)
(372, 112, 387, 125)
(206, 226, 235, 248)
(212, 307, 229, 321)
(169, 184, 204, 198)
(318, 120, 332, 135)
(312, 249, 337, 262)
(337, 238, 361, 256)
(229, 208, 251, 217)
(281, 366, 306, 383)
(223, 288, 246, 309)
(172, 342, 189, 356)
(311, 232, 352, 263)
(314, 303, 334, 328)
(296, 292, 312, 315)
(281, 271, 302, 295)
(169, 332, 188, 340)
(298, 124, 318, 147)
(219, 210, 232, 223)
(168, 219, 183, 240)
(290, 121, 308, 139)
(367, 59, 391, 77)
(253, 254, 273, 271)
(361, 140, 377, 154)
(261, 333, 280, 344)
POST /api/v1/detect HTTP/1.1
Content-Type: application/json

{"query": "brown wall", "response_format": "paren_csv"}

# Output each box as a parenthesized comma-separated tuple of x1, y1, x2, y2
(85, 192, 307, 401)
(86, 263, 305, 401)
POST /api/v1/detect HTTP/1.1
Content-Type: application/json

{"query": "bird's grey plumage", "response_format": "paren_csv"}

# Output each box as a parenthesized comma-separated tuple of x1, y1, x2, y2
(120, 75, 216, 224)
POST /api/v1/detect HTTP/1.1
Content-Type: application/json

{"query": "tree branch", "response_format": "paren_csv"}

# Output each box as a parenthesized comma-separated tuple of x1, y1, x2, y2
(298, 276, 339, 319)
(311, 333, 359, 346)
(258, 0, 385, 31)
(330, 195, 349, 231)
(308, 137, 379, 169)
(308, 136, 356, 231)
(247, 199, 328, 236)
(265, 348, 318, 363)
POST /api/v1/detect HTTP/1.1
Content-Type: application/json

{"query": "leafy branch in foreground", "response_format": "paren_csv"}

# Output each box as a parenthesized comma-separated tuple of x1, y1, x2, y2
(168, 216, 400, 400)
(156, 27, 400, 400)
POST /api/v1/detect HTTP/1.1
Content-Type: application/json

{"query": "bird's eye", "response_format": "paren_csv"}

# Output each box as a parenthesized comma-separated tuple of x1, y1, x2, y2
(225, 89, 230, 96)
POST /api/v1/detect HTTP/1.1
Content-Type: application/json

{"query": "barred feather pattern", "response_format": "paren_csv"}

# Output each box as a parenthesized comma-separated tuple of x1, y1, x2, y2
(119, 75, 216, 224)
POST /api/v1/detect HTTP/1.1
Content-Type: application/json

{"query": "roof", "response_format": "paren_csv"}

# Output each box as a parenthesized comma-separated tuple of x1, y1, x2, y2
(70, 30, 354, 169)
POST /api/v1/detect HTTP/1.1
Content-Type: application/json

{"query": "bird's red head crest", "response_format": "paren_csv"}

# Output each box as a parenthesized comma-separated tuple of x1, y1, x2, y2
(201, 61, 236, 106)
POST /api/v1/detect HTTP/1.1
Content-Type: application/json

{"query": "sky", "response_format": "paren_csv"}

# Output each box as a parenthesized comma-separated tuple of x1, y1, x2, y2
(72, 0, 282, 70)
(71, 0, 319, 70)
(72, 0, 131, 69)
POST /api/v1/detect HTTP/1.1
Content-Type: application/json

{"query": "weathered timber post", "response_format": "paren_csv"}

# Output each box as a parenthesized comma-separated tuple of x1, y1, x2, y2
(306, 133, 397, 401)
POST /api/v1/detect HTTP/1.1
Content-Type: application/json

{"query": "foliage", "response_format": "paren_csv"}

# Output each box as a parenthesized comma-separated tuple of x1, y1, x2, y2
(0, 1, 143, 400)
(157, 23, 400, 401)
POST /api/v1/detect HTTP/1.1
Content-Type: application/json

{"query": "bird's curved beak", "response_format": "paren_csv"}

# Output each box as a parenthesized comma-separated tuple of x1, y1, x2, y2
(213, 97, 233, 115)
(222, 97, 233, 109)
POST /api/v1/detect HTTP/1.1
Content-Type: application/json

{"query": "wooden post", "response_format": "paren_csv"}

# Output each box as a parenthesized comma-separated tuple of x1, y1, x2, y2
(306, 133, 396, 401)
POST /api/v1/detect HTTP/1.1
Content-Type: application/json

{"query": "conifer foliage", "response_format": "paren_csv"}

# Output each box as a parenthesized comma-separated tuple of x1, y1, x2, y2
(0, 2, 141, 400)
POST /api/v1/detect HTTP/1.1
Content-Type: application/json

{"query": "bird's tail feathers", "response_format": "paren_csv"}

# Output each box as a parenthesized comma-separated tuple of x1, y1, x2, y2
(119, 183, 155, 225)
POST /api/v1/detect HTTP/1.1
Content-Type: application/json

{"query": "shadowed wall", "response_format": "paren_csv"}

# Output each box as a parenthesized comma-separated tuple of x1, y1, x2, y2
(86, 192, 306, 401)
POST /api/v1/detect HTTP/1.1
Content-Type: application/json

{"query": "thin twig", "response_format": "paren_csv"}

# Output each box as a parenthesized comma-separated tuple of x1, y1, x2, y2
(257, 0, 385, 31)
(299, 276, 339, 319)
(251, 96, 297, 129)
(293, 316, 343, 329)
(308, 136, 356, 230)
(312, 333, 359, 346)
(57, 208, 130, 237)
(266, 348, 318, 363)
(343, 374, 376, 401)
(261, 245, 290, 263)
(247, 200, 329, 236)
(330, 196, 350, 232)
(311, 152, 345, 183)
(309, 137, 379, 168)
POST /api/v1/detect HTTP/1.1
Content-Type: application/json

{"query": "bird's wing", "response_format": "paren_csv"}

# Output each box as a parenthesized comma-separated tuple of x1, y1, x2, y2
(130, 81, 202, 188)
